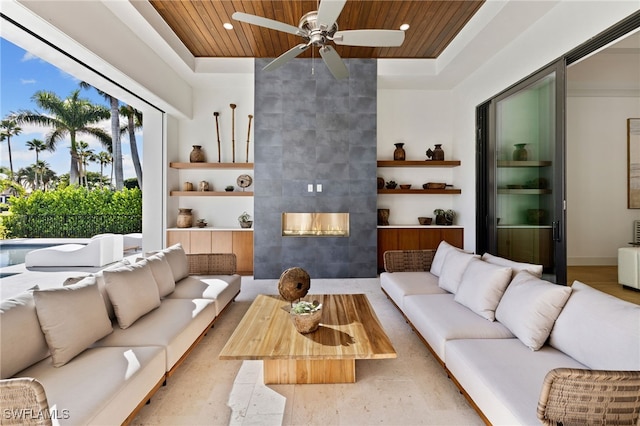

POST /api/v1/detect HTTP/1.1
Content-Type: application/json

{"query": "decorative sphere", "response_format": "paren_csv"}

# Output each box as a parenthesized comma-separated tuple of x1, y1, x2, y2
(278, 267, 310, 302)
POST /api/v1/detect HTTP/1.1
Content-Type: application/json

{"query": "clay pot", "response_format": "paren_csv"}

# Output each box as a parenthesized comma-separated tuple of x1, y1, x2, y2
(378, 209, 390, 226)
(377, 177, 385, 189)
(426, 144, 445, 161)
(183, 182, 193, 191)
(177, 208, 193, 228)
(393, 143, 406, 161)
(190, 145, 205, 163)
(513, 144, 528, 161)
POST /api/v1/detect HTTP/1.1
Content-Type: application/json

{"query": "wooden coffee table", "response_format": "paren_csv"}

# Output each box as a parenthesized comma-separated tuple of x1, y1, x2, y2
(219, 293, 396, 384)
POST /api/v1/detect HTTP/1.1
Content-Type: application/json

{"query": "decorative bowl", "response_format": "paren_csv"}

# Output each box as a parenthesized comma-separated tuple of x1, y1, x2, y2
(418, 217, 432, 225)
(423, 182, 446, 189)
(290, 309, 322, 334)
(399, 184, 412, 189)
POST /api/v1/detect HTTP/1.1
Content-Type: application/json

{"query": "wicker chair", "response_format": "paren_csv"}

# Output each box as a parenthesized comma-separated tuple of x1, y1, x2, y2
(0, 378, 52, 426)
(383, 249, 435, 273)
(537, 368, 640, 425)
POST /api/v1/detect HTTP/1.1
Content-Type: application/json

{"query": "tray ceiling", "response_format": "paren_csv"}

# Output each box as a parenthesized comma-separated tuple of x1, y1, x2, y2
(149, 0, 485, 59)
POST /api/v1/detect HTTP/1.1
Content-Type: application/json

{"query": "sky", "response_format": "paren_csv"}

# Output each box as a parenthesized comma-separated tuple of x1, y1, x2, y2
(0, 37, 142, 182)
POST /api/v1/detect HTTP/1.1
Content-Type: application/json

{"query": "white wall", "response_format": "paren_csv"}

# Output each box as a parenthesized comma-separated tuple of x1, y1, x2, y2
(567, 96, 640, 264)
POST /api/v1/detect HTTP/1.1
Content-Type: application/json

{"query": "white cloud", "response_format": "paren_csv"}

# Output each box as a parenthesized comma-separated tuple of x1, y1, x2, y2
(21, 51, 39, 62)
(20, 78, 36, 85)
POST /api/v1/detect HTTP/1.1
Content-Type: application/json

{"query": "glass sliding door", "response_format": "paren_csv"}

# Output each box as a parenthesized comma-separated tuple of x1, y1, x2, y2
(482, 61, 566, 284)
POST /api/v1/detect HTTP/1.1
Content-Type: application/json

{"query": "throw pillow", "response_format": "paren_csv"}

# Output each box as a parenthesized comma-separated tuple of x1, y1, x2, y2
(33, 281, 113, 367)
(454, 258, 512, 321)
(430, 240, 461, 277)
(162, 244, 190, 282)
(145, 252, 176, 297)
(437, 249, 479, 294)
(495, 271, 572, 350)
(103, 262, 161, 329)
(481, 253, 543, 278)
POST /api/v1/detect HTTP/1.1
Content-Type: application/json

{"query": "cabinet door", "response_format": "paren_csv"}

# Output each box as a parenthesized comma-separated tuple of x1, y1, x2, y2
(398, 229, 420, 250)
(233, 231, 253, 274)
(211, 231, 233, 252)
(167, 231, 191, 253)
(377, 228, 399, 269)
(190, 231, 212, 254)
(441, 228, 464, 249)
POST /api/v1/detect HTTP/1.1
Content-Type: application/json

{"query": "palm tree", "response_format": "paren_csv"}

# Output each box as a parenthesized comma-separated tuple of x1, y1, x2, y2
(76, 140, 95, 188)
(16, 166, 37, 191)
(96, 151, 112, 188)
(39, 165, 57, 190)
(80, 83, 123, 189)
(0, 118, 22, 180)
(13, 89, 111, 186)
(120, 104, 143, 189)
(25, 138, 48, 188)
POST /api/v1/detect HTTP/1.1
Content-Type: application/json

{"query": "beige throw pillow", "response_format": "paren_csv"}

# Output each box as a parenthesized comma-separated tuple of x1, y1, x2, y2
(162, 244, 189, 282)
(437, 249, 479, 294)
(145, 253, 176, 297)
(481, 253, 543, 279)
(33, 281, 113, 367)
(454, 258, 512, 321)
(496, 271, 572, 350)
(103, 262, 161, 329)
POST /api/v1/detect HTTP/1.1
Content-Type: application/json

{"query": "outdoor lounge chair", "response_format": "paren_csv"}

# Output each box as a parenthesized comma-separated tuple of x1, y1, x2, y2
(24, 234, 124, 268)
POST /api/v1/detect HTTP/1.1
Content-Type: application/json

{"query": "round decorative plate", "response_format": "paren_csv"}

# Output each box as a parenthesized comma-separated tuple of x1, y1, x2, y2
(237, 174, 253, 188)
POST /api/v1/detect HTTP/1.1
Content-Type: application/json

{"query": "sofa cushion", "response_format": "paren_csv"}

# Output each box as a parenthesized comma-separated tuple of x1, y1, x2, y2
(33, 281, 113, 367)
(495, 271, 572, 350)
(454, 258, 512, 321)
(548, 281, 640, 370)
(402, 294, 514, 363)
(145, 252, 176, 297)
(0, 291, 50, 379)
(430, 240, 469, 277)
(168, 275, 241, 315)
(380, 271, 447, 310)
(438, 249, 479, 294)
(445, 338, 587, 425)
(480, 252, 543, 278)
(162, 243, 189, 282)
(103, 262, 161, 329)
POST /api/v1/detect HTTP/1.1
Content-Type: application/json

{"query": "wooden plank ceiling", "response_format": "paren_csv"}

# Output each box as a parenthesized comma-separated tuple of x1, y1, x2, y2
(149, 1, 485, 59)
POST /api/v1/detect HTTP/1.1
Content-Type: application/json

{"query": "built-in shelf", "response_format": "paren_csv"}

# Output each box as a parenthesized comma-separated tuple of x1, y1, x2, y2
(169, 191, 253, 196)
(377, 160, 460, 167)
(497, 160, 552, 167)
(378, 188, 461, 195)
(169, 162, 254, 169)
(497, 189, 552, 195)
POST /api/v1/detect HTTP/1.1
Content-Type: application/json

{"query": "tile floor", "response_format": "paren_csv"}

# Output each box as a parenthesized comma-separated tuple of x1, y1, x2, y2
(132, 277, 483, 425)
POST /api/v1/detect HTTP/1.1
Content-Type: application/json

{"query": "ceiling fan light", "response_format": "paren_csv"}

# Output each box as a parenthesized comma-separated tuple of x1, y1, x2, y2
(399, 23, 410, 31)
(223, 22, 234, 30)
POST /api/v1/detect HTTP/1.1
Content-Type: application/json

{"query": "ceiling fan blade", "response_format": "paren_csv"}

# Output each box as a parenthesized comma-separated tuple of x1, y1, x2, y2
(319, 45, 349, 80)
(263, 43, 310, 72)
(333, 29, 405, 47)
(316, 0, 347, 28)
(232, 12, 302, 36)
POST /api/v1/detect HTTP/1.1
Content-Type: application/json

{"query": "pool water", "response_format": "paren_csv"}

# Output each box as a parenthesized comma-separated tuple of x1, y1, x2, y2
(0, 244, 58, 267)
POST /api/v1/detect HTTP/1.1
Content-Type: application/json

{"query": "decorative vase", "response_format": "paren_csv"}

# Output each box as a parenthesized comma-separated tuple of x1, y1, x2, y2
(290, 309, 322, 334)
(513, 144, 528, 161)
(426, 144, 445, 161)
(177, 208, 193, 228)
(199, 180, 209, 191)
(190, 145, 205, 163)
(183, 182, 193, 191)
(378, 208, 390, 226)
(239, 221, 253, 229)
(377, 177, 385, 190)
(393, 143, 406, 161)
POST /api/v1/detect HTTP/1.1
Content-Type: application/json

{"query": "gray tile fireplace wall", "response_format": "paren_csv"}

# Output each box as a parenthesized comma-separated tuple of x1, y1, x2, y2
(253, 58, 378, 279)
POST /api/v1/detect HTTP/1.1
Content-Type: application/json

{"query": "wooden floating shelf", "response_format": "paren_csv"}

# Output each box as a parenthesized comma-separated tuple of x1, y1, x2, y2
(378, 188, 462, 195)
(170, 162, 254, 169)
(170, 191, 253, 196)
(377, 160, 461, 167)
(497, 161, 552, 167)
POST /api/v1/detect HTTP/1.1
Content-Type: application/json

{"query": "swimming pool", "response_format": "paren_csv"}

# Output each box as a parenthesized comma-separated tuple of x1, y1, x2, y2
(0, 244, 60, 267)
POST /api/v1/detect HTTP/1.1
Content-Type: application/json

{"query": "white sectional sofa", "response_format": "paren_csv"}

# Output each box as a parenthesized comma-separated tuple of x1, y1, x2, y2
(0, 244, 241, 425)
(381, 241, 640, 425)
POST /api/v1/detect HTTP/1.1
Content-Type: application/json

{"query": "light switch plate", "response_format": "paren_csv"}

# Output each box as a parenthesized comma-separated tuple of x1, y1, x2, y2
(316, 184, 323, 192)
(307, 184, 314, 192)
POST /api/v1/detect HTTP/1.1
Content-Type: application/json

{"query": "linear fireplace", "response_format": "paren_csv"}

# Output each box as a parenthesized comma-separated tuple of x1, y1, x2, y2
(282, 213, 349, 237)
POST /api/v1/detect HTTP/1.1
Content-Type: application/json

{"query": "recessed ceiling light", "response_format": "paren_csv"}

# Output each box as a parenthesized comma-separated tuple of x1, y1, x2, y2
(399, 23, 410, 31)
(223, 22, 234, 30)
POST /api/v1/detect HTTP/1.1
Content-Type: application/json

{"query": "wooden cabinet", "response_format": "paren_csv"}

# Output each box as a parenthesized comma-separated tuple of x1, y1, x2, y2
(497, 227, 552, 268)
(377, 227, 463, 271)
(167, 229, 253, 275)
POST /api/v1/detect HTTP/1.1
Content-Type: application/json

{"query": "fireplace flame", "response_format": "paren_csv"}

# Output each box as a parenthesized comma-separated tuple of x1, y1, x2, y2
(282, 213, 349, 237)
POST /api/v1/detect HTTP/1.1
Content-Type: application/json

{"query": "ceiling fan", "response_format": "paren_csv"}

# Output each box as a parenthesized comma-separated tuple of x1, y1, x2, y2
(232, 0, 405, 80)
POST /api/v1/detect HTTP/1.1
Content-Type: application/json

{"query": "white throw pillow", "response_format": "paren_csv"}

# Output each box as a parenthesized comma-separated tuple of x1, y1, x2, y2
(104, 262, 161, 329)
(438, 249, 479, 294)
(145, 252, 176, 297)
(33, 281, 113, 367)
(454, 258, 512, 321)
(481, 253, 543, 278)
(495, 271, 572, 350)
(431, 240, 464, 277)
(162, 244, 190, 282)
